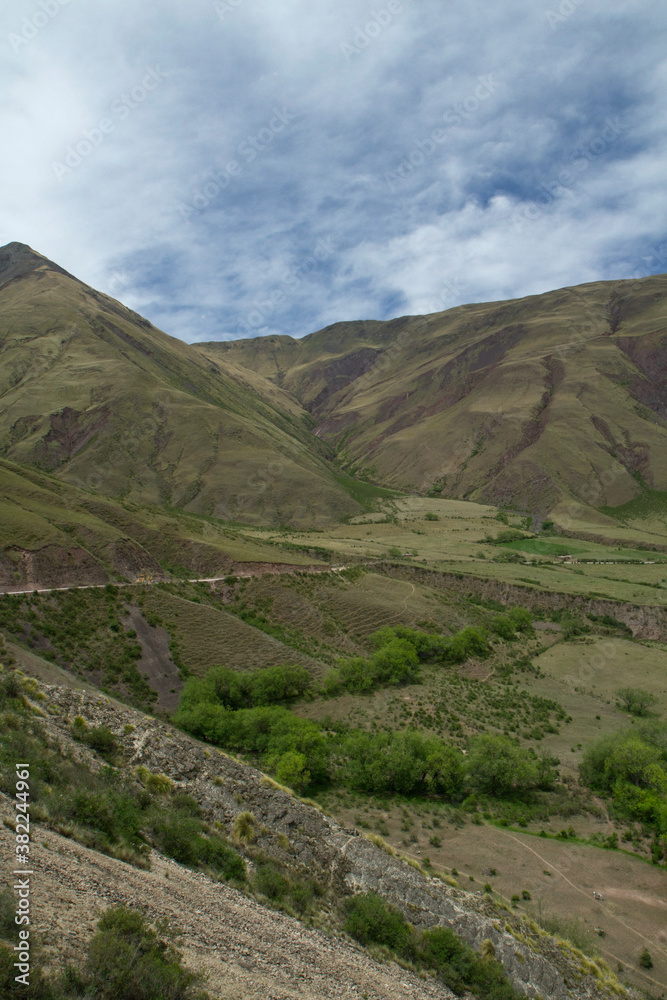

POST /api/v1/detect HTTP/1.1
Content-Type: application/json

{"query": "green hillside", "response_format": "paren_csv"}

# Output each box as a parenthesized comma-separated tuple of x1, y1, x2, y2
(204, 273, 667, 522)
(0, 458, 326, 589)
(0, 242, 367, 528)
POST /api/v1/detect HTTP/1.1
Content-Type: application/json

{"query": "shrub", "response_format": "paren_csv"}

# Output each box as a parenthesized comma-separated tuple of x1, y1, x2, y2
(201, 837, 246, 882)
(507, 607, 533, 631)
(85, 905, 208, 1000)
(272, 750, 311, 792)
(152, 814, 203, 865)
(418, 926, 518, 999)
(76, 724, 120, 763)
(233, 811, 257, 844)
(0, 888, 17, 941)
(616, 687, 658, 717)
(466, 735, 540, 796)
(639, 948, 653, 969)
(370, 638, 420, 686)
(343, 893, 415, 958)
(490, 615, 517, 641)
(425, 512, 440, 521)
(254, 861, 289, 901)
(0, 672, 22, 700)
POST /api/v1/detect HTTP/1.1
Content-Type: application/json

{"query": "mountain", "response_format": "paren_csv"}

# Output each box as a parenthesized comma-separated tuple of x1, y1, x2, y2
(202, 274, 667, 519)
(0, 242, 369, 529)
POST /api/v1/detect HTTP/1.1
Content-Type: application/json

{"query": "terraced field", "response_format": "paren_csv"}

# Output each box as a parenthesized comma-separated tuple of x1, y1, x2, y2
(140, 588, 326, 678)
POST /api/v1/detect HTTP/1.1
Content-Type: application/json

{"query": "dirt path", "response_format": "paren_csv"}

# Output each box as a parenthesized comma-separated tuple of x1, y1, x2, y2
(0, 563, 343, 597)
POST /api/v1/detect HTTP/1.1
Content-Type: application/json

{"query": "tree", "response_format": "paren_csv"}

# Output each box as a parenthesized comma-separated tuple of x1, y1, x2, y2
(339, 656, 375, 693)
(508, 606, 533, 632)
(273, 750, 311, 792)
(371, 638, 420, 685)
(424, 743, 465, 799)
(616, 687, 658, 716)
(639, 948, 653, 969)
(466, 735, 540, 796)
(490, 615, 517, 641)
(607, 738, 666, 790)
(447, 627, 490, 663)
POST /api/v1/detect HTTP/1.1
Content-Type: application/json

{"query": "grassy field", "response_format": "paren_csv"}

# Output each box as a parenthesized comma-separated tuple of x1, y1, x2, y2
(240, 494, 667, 606)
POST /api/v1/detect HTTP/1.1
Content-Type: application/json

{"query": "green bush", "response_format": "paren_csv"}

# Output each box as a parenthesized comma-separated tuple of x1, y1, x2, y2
(344, 896, 519, 1000)
(343, 893, 415, 957)
(507, 607, 533, 631)
(0, 888, 18, 941)
(201, 836, 246, 882)
(254, 862, 289, 901)
(639, 947, 653, 969)
(0, 907, 208, 999)
(490, 616, 517, 641)
(85, 906, 208, 999)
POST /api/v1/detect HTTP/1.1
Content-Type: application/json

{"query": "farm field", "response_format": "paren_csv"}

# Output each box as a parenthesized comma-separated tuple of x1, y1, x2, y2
(240, 494, 667, 606)
(138, 588, 326, 679)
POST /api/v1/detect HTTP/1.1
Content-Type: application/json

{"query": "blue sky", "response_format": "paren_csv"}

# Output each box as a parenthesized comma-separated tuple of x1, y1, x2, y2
(1, 0, 666, 343)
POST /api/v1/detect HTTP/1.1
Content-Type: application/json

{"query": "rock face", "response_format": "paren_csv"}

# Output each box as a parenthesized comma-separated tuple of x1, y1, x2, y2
(25, 681, 633, 1000)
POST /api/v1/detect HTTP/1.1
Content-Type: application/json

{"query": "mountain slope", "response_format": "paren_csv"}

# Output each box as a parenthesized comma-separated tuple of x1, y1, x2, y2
(0, 458, 326, 589)
(0, 242, 365, 527)
(202, 274, 667, 517)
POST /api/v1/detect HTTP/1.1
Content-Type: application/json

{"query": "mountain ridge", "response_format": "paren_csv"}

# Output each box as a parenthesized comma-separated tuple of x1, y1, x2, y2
(201, 272, 667, 517)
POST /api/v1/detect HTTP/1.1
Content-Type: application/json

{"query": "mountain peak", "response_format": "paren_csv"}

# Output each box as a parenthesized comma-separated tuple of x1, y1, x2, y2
(0, 241, 76, 289)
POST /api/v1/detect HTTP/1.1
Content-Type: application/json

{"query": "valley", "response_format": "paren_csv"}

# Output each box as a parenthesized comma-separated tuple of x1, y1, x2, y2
(1, 241, 666, 998)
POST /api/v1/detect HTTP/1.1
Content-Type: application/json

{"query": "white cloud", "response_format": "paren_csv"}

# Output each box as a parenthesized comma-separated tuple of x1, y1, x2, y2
(0, 0, 665, 341)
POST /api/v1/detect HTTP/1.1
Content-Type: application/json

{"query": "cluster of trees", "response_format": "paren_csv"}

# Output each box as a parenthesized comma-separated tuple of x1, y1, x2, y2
(343, 893, 519, 1000)
(323, 611, 532, 697)
(580, 722, 667, 848)
(179, 663, 312, 711)
(175, 669, 558, 800)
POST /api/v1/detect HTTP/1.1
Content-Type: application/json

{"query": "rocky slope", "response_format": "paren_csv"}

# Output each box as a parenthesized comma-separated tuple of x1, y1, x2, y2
(4, 673, 636, 1000)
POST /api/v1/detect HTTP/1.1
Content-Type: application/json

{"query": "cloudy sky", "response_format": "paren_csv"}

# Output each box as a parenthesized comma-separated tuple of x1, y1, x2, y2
(1, 0, 666, 343)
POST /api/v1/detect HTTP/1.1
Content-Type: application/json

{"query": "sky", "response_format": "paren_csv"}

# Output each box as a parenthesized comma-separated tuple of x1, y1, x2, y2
(1, 0, 666, 343)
